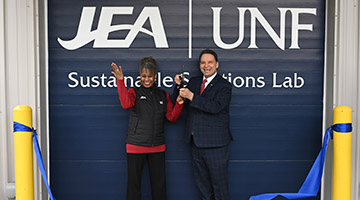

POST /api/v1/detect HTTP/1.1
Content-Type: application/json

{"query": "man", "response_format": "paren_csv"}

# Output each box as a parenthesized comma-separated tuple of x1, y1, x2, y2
(174, 49, 233, 200)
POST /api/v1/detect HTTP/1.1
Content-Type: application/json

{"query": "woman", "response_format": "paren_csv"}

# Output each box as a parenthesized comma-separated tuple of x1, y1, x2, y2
(111, 57, 183, 200)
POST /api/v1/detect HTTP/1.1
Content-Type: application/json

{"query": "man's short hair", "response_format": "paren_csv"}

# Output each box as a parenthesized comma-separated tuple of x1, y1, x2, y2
(199, 49, 218, 62)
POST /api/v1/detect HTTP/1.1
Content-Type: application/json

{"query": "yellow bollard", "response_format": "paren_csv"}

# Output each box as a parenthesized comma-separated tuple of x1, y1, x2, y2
(13, 105, 34, 200)
(332, 105, 352, 200)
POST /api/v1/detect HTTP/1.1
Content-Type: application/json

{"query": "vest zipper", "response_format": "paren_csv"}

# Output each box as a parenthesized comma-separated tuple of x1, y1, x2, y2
(151, 91, 155, 146)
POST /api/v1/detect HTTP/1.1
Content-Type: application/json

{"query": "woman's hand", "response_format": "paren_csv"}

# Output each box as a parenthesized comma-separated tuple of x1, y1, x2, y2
(176, 95, 185, 104)
(111, 62, 124, 80)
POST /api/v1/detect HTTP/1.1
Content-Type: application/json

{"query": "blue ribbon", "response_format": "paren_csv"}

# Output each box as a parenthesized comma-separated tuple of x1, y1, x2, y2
(249, 123, 352, 200)
(13, 122, 56, 200)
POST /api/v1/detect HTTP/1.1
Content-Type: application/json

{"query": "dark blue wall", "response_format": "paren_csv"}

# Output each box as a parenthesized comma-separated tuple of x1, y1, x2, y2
(49, 0, 325, 199)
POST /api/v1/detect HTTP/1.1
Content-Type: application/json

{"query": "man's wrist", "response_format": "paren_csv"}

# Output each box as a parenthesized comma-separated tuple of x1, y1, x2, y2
(189, 92, 194, 101)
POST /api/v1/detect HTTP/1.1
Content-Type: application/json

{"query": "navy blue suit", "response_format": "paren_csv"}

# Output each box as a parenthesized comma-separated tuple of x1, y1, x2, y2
(184, 74, 232, 147)
(175, 73, 232, 200)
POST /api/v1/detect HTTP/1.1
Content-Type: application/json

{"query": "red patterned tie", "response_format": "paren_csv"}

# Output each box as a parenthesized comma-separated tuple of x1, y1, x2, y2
(200, 79, 207, 95)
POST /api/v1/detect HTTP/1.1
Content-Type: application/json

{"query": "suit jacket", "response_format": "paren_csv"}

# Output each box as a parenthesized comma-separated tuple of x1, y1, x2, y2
(176, 74, 233, 148)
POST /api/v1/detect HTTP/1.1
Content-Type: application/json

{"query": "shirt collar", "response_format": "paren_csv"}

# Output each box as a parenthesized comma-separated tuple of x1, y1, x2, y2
(203, 72, 217, 83)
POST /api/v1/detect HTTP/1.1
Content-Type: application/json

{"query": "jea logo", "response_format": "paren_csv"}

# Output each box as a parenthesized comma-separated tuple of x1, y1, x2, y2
(57, 7, 168, 50)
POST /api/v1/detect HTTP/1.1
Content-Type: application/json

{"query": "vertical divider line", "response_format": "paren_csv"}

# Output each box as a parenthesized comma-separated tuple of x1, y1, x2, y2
(188, 0, 192, 58)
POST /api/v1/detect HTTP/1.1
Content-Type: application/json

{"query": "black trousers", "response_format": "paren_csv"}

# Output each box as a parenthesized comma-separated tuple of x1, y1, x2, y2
(126, 152, 166, 200)
(191, 143, 230, 200)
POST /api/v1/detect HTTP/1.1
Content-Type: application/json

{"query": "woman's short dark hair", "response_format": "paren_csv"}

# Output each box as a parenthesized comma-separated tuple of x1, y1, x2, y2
(139, 57, 157, 74)
(199, 49, 218, 62)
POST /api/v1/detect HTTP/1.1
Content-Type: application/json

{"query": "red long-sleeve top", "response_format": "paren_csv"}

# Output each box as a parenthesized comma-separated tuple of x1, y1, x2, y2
(117, 79, 183, 153)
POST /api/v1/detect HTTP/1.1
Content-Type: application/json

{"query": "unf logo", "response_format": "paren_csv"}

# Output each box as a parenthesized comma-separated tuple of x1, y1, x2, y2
(58, 6, 317, 51)
(58, 7, 168, 50)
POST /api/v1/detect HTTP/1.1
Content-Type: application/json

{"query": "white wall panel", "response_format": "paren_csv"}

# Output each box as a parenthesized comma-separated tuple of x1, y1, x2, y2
(0, 0, 9, 199)
(333, 0, 359, 200)
(1, 0, 40, 199)
(357, 1, 360, 199)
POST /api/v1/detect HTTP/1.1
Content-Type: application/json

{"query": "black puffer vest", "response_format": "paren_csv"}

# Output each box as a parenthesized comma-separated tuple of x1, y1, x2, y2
(126, 86, 168, 146)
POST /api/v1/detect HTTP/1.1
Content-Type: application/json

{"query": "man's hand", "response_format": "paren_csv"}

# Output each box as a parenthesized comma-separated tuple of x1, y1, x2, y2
(179, 88, 194, 101)
(111, 62, 124, 80)
(174, 74, 183, 86)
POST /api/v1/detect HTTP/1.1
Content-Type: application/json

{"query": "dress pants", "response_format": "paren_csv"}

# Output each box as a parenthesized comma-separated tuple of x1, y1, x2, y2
(126, 152, 166, 200)
(191, 142, 230, 200)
